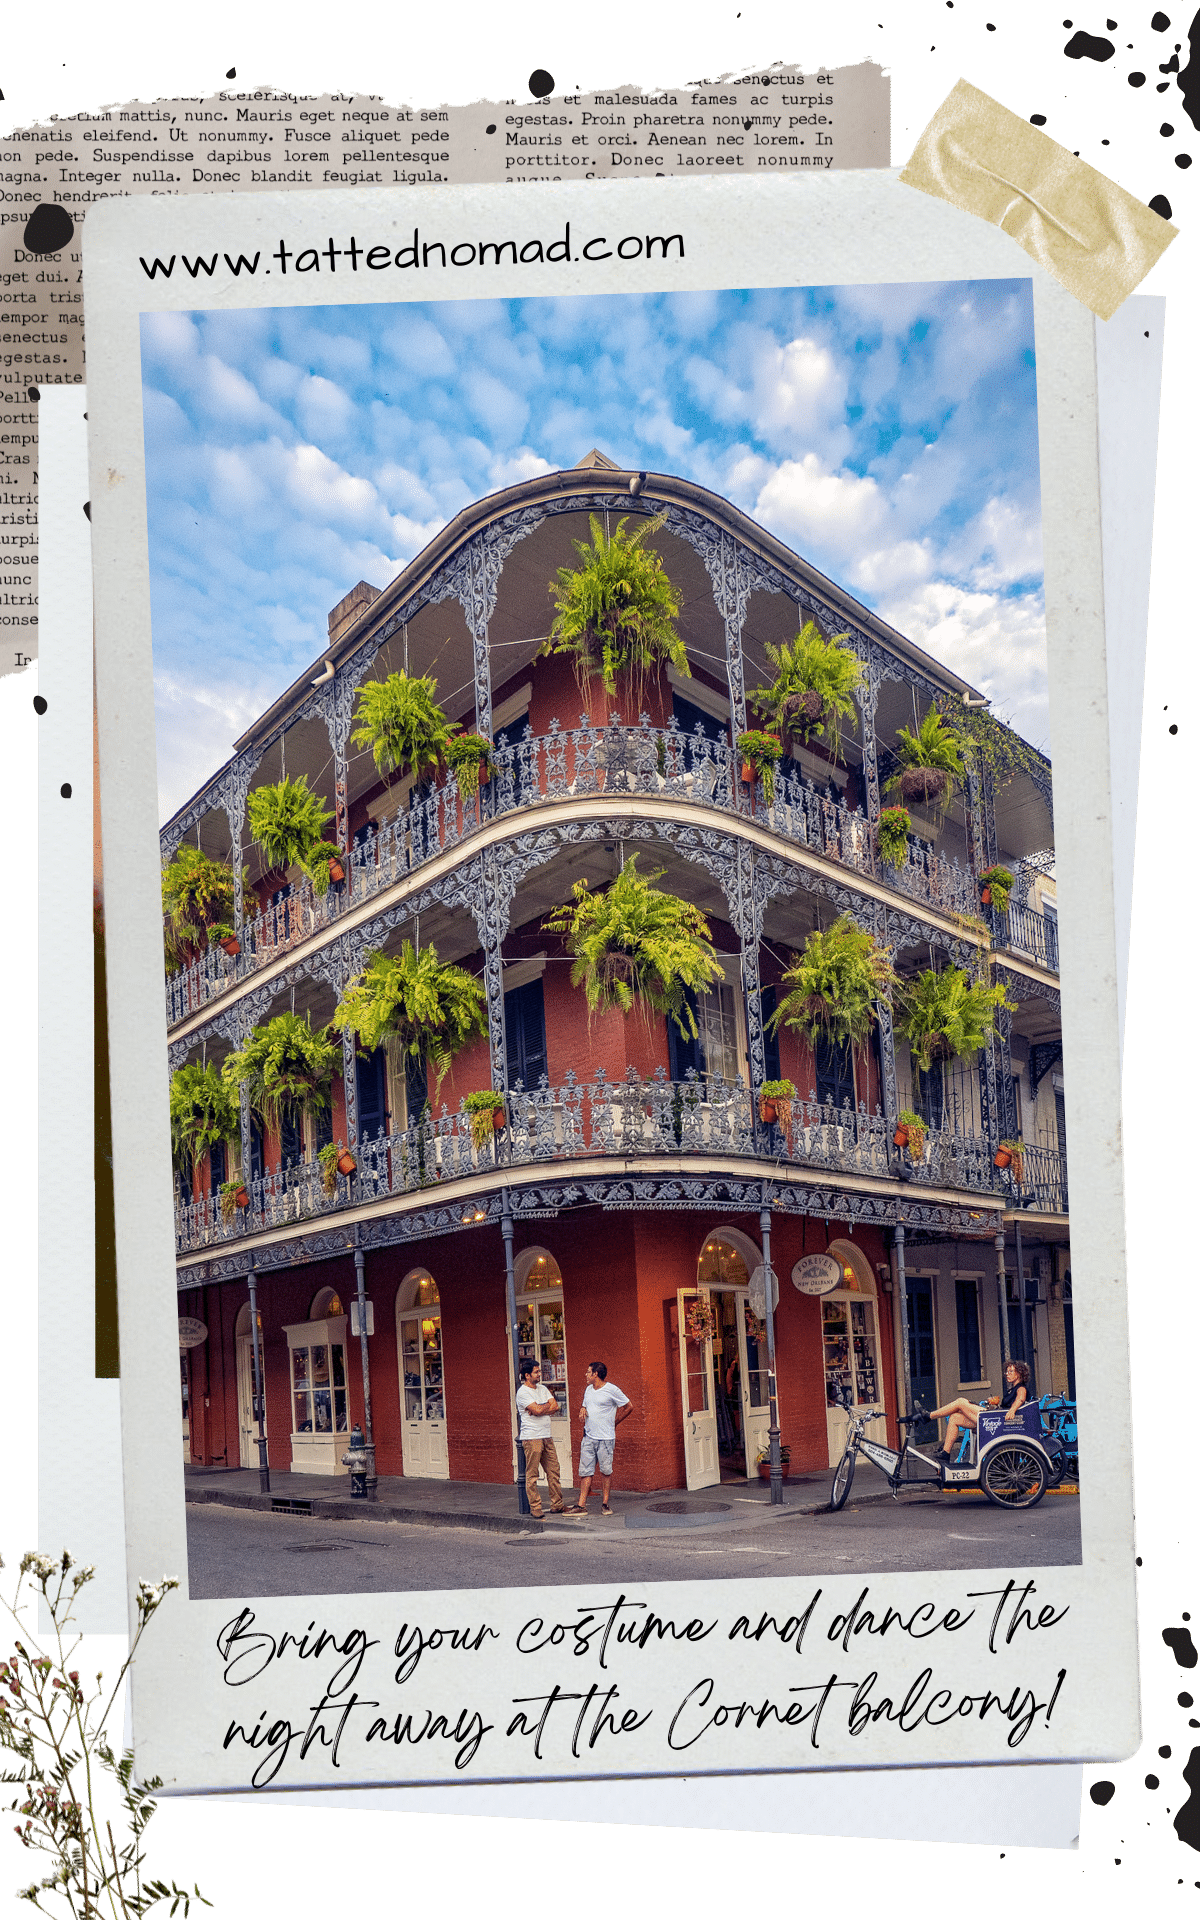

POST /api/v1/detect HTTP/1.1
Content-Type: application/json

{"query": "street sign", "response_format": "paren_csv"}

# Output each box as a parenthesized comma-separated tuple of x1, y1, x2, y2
(177, 1317, 208, 1348)
(747, 1265, 779, 1316)
(791, 1253, 841, 1296)
(350, 1299, 375, 1337)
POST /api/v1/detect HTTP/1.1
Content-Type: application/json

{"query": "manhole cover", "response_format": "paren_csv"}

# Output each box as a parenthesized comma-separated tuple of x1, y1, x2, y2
(286, 1542, 353, 1553)
(646, 1500, 732, 1515)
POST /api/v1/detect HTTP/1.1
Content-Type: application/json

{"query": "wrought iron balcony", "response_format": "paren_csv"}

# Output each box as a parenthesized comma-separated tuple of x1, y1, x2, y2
(173, 1068, 1003, 1255)
(995, 899, 1059, 973)
(1002, 1142, 1069, 1215)
(164, 716, 981, 1026)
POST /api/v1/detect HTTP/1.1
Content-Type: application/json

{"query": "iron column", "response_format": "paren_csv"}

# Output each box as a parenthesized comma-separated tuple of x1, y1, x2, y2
(894, 1221, 914, 1419)
(1013, 1211, 1029, 1367)
(246, 1255, 270, 1494)
(502, 1194, 531, 1515)
(353, 1230, 377, 1501)
(996, 1228, 1012, 1366)
(759, 1199, 783, 1506)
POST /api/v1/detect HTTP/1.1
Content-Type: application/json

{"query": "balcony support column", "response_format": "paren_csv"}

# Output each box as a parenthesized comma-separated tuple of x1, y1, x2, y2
(995, 1229, 1012, 1366)
(472, 845, 512, 1097)
(216, 751, 258, 946)
(853, 664, 883, 861)
(502, 1196, 531, 1516)
(353, 1230, 378, 1500)
(759, 1197, 783, 1506)
(246, 1254, 270, 1493)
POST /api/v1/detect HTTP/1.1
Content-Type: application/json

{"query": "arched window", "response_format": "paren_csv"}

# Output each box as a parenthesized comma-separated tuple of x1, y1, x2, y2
(515, 1247, 562, 1292)
(396, 1268, 447, 1477)
(696, 1228, 760, 1289)
(822, 1238, 881, 1417)
(309, 1286, 344, 1320)
(397, 1268, 440, 1313)
(512, 1248, 568, 1403)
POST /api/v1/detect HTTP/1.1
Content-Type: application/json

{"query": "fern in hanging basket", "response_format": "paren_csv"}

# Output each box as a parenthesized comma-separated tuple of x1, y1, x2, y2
(221, 1010, 339, 1135)
(893, 1107, 928, 1162)
(351, 671, 452, 784)
(748, 620, 865, 762)
(332, 941, 486, 1093)
(169, 1061, 240, 1177)
(247, 775, 335, 876)
(161, 846, 237, 969)
(464, 1088, 507, 1149)
(769, 914, 898, 1050)
(876, 805, 912, 871)
(979, 864, 1015, 913)
(540, 512, 688, 707)
(885, 710, 965, 812)
(446, 731, 495, 802)
(303, 841, 346, 898)
(218, 1177, 250, 1221)
(898, 965, 1016, 1073)
(542, 853, 723, 1038)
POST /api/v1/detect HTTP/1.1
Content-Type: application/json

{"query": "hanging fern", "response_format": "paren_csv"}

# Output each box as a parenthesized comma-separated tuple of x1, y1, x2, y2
(748, 620, 864, 763)
(351, 671, 452, 784)
(332, 942, 486, 1092)
(540, 512, 687, 706)
(897, 965, 1015, 1072)
(169, 1061, 240, 1176)
(933, 695, 1050, 792)
(769, 914, 897, 1049)
(736, 730, 784, 803)
(161, 847, 236, 968)
(876, 806, 912, 871)
(542, 853, 723, 1038)
(446, 731, 495, 802)
(221, 1011, 339, 1135)
(246, 776, 335, 875)
(885, 709, 965, 811)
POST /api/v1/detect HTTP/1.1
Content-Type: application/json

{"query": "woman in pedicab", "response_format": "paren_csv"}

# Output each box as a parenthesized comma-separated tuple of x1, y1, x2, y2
(929, 1360, 1031, 1462)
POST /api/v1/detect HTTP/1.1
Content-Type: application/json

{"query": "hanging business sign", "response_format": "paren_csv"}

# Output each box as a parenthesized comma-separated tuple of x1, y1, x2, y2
(178, 1317, 208, 1349)
(791, 1254, 842, 1296)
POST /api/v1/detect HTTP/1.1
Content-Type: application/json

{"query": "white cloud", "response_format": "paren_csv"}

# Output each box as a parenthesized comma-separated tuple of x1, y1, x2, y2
(876, 579, 1049, 747)
(155, 668, 271, 820)
(955, 495, 1045, 590)
(282, 443, 380, 524)
(486, 448, 555, 490)
(753, 453, 887, 557)
(294, 373, 356, 442)
(847, 539, 936, 595)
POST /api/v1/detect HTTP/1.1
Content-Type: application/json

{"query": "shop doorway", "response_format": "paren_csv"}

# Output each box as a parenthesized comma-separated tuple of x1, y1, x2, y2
(822, 1240, 888, 1466)
(283, 1288, 349, 1475)
(905, 1270, 940, 1447)
(697, 1231, 771, 1480)
(234, 1302, 266, 1471)
(396, 1269, 448, 1478)
(511, 1248, 573, 1490)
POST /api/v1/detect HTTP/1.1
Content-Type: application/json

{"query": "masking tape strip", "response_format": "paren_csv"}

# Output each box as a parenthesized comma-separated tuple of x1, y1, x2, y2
(900, 77, 1176, 321)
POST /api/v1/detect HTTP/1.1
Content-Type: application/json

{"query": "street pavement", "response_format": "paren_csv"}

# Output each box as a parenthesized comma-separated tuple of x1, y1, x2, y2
(187, 1484, 1082, 1598)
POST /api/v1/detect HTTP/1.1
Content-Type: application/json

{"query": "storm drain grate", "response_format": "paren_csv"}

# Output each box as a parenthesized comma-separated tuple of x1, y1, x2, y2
(270, 1498, 314, 1515)
(285, 1542, 353, 1553)
(646, 1500, 732, 1515)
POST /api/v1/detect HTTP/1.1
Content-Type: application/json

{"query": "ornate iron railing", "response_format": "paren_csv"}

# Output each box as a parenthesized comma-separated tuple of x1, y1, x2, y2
(997, 900, 1059, 973)
(164, 716, 981, 1026)
(173, 1068, 1001, 1255)
(1004, 1143, 1068, 1215)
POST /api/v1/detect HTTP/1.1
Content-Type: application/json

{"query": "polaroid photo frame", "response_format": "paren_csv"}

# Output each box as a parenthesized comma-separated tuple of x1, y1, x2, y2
(82, 171, 1137, 1792)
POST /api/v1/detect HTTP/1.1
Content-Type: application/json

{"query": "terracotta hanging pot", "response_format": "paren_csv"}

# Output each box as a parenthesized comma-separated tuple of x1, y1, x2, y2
(491, 1106, 507, 1132)
(981, 886, 992, 905)
(219, 935, 241, 956)
(759, 1098, 778, 1125)
(994, 1147, 1012, 1169)
(894, 1125, 909, 1149)
(327, 858, 345, 883)
(234, 1186, 250, 1209)
(741, 760, 756, 786)
(337, 1149, 357, 1176)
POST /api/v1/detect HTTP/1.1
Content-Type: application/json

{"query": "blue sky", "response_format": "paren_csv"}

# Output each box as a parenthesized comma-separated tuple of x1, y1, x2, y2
(140, 280, 1044, 820)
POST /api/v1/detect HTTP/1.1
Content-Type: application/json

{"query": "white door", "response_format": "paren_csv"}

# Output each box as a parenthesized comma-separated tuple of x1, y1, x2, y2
(399, 1311, 449, 1479)
(823, 1293, 886, 1466)
(678, 1287, 719, 1489)
(736, 1295, 772, 1477)
(236, 1333, 266, 1470)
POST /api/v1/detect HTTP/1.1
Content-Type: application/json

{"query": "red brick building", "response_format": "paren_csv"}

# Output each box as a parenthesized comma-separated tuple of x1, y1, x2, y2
(168, 453, 1070, 1496)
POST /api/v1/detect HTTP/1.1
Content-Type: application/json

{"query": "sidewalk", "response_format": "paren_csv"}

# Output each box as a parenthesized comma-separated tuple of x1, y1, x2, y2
(184, 1463, 897, 1537)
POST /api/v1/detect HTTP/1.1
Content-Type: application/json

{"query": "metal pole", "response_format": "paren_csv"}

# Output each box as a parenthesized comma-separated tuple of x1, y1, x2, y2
(353, 1231, 377, 1501)
(759, 1201, 783, 1506)
(1013, 1212, 1029, 1367)
(246, 1256, 270, 1494)
(502, 1195, 531, 1515)
(894, 1222, 913, 1417)
(996, 1228, 1012, 1366)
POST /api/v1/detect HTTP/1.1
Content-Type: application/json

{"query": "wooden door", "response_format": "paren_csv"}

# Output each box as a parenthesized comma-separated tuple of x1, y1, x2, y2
(677, 1288, 719, 1489)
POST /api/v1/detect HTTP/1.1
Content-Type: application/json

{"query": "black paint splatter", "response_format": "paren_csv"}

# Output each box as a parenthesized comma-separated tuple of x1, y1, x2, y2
(1148, 1774, 1162, 1789)
(1130, 69, 1148, 83)
(1031, 112, 1048, 123)
(26, 386, 39, 403)
(82, 502, 90, 521)
(59, 784, 72, 800)
(1066, 28, 1116, 57)
(1165, 1625, 1199, 1668)
(1153, 9, 1171, 26)
(1150, 192, 1174, 212)
(1091, 1780, 1117, 1804)
(1163, 119, 1177, 130)
(1179, 10, 1200, 131)
(1180, 1693, 1194, 1707)
(1176, 149, 1193, 163)
(485, 124, 497, 134)
(528, 69, 555, 98)
(22, 201, 74, 254)
(1163, 1746, 1175, 1758)
(226, 67, 236, 80)
(32, 696, 47, 716)
(1176, 1748, 1200, 1851)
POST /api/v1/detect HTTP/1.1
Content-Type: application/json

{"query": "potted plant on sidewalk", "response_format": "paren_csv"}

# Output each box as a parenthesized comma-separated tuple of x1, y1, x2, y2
(736, 729, 784, 802)
(332, 940, 486, 1093)
(465, 1088, 507, 1149)
(748, 620, 865, 762)
(350, 670, 453, 786)
(539, 511, 688, 709)
(768, 914, 898, 1052)
(756, 1442, 791, 1481)
(542, 853, 723, 1038)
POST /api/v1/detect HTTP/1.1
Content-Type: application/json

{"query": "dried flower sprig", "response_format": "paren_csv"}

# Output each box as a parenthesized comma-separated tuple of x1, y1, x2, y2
(0, 1550, 210, 1918)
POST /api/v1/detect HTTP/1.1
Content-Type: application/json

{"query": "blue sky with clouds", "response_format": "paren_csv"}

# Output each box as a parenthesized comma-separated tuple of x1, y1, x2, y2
(140, 280, 1044, 820)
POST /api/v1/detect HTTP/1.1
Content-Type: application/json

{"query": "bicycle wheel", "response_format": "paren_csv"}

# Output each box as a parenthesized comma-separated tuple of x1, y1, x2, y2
(1042, 1440, 1066, 1489)
(830, 1448, 856, 1510)
(982, 1444, 1047, 1510)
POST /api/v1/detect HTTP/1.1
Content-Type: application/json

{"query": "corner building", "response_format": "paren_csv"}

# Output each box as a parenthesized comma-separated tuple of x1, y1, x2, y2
(169, 452, 1071, 1494)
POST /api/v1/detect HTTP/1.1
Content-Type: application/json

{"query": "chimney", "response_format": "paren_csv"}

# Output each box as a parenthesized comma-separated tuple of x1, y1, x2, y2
(573, 448, 622, 470)
(327, 580, 381, 646)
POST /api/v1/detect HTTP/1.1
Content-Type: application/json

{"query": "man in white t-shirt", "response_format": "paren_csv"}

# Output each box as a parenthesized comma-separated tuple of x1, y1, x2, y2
(570, 1361, 632, 1515)
(515, 1359, 576, 1519)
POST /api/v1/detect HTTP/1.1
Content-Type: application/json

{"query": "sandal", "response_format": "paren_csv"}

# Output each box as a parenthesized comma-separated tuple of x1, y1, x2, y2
(601, 1503, 613, 1515)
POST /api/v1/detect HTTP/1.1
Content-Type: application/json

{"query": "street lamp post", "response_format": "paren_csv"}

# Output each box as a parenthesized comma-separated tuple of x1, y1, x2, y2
(759, 1200, 783, 1507)
(995, 1229, 1012, 1366)
(502, 1194, 531, 1516)
(894, 1221, 914, 1422)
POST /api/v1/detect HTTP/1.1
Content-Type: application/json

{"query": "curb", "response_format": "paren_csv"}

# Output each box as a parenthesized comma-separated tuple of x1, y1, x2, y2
(185, 1487, 544, 1537)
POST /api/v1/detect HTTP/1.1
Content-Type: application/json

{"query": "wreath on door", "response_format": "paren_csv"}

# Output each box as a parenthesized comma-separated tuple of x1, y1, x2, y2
(744, 1308, 766, 1344)
(686, 1299, 717, 1342)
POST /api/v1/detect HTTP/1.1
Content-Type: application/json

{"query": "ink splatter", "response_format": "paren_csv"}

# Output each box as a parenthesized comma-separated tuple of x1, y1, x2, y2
(1130, 70, 1148, 83)
(32, 696, 47, 716)
(1179, 12, 1200, 131)
(1163, 1746, 1174, 1758)
(1153, 9, 1171, 26)
(1176, 150, 1193, 162)
(1148, 1774, 1161, 1789)
(1066, 28, 1116, 56)
(22, 201, 74, 254)
(82, 502, 90, 522)
(1091, 1780, 1117, 1804)
(1164, 1625, 1198, 1667)
(1150, 192, 1173, 213)
(1176, 1748, 1200, 1850)
(1180, 1693, 1194, 1707)
(1031, 112, 1049, 122)
(59, 784, 72, 799)
(485, 124, 497, 134)
(1163, 119, 1177, 130)
(528, 69, 555, 98)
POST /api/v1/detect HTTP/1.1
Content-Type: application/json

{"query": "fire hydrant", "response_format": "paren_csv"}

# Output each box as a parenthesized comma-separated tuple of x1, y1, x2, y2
(341, 1423, 369, 1499)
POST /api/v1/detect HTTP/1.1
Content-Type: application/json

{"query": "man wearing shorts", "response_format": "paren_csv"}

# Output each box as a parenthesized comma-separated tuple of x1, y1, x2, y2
(571, 1361, 632, 1515)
